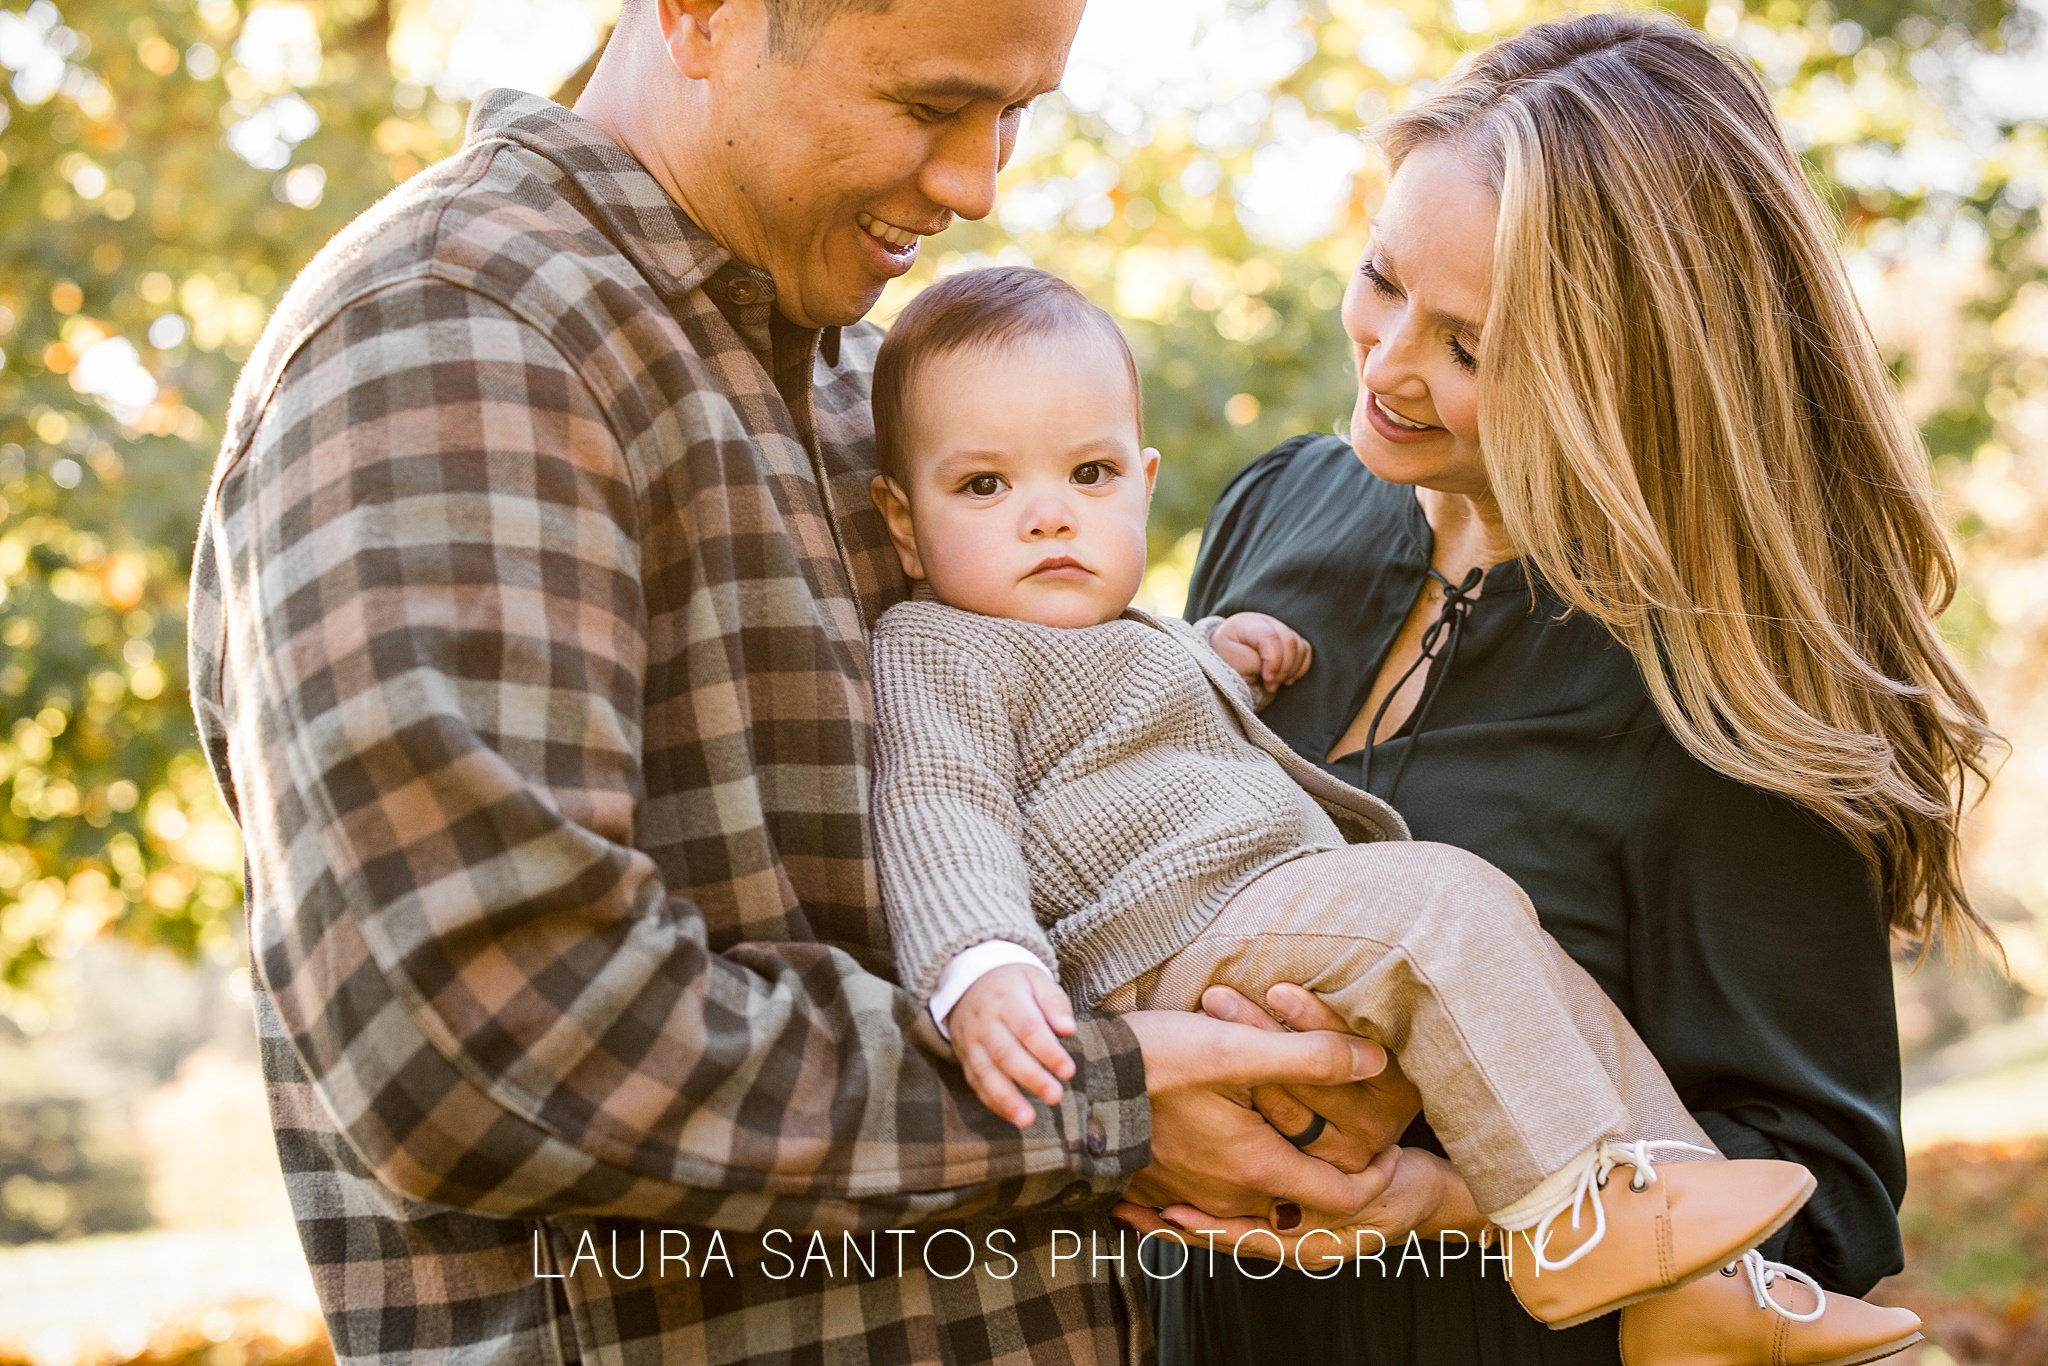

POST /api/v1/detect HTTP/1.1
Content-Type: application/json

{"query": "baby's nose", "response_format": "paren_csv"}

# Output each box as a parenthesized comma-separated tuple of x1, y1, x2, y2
(1021, 495, 1076, 538)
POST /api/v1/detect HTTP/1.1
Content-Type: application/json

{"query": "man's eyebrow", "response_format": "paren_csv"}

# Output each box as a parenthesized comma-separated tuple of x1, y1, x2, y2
(1373, 237, 1482, 338)
(900, 76, 1061, 104)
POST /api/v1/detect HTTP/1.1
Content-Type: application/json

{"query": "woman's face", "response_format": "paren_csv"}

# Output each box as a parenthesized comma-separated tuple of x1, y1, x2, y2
(1340, 143, 1499, 498)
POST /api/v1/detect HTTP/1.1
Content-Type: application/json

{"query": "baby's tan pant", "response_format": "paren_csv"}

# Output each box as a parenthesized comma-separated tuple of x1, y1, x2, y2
(1096, 842, 1715, 1216)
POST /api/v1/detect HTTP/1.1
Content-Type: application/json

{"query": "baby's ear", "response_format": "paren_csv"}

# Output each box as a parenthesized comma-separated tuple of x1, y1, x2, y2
(869, 475, 926, 580)
(1140, 446, 1161, 499)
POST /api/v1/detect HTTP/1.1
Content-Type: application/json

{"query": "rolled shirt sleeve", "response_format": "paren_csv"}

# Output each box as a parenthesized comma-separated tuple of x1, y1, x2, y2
(203, 281, 1147, 1233)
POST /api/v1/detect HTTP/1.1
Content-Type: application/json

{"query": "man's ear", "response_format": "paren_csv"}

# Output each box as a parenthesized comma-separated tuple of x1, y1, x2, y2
(657, 0, 729, 81)
(1140, 445, 1161, 500)
(870, 475, 927, 581)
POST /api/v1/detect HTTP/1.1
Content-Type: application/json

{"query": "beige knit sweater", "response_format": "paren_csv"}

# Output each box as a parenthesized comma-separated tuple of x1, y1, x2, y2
(872, 599, 1409, 1011)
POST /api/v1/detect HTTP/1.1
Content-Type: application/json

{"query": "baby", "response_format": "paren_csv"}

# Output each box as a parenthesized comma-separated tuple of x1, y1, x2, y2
(863, 265, 1921, 1364)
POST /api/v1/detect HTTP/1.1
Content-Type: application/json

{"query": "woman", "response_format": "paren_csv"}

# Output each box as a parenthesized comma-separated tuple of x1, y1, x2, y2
(1125, 12, 1999, 1365)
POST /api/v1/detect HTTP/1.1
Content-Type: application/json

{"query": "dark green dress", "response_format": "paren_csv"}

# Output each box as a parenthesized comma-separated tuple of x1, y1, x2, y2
(1144, 435, 1906, 1366)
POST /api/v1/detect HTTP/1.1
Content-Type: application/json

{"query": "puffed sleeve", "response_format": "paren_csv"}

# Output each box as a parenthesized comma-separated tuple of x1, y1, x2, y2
(1622, 730, 1907, 1294)
(1185, 435, 1320, 621)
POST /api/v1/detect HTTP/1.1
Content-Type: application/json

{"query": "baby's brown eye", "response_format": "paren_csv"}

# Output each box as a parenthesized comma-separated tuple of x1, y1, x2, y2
(1073, 462, 1110, 486)
(965, 474, 1003, 496)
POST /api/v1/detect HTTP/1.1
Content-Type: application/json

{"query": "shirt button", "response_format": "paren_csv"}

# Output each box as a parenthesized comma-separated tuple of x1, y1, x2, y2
(726, 277, 769, 305)
(1084, 1117, 1107, 1157)
(1057, 1181, 1091, 1207)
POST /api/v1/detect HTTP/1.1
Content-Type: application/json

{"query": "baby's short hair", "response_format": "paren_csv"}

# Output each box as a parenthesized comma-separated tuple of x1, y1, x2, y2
(871, 266, 1142, 485)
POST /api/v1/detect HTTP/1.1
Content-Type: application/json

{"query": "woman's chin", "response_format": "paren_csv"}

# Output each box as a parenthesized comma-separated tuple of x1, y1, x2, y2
(1349, 422, 1434, 486)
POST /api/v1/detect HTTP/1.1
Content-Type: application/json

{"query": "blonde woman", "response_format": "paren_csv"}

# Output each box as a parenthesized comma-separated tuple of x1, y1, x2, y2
(1122, 11, 1999, 1366)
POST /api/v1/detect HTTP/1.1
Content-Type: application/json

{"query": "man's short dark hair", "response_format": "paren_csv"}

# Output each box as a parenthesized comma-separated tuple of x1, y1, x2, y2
(871, 266, 1144, 486)
(615, 0, 894, 61)
(766, 0, 895, 59)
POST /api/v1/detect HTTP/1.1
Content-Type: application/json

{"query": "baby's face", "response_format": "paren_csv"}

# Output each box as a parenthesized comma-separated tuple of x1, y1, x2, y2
(873, 329, 1157, 629)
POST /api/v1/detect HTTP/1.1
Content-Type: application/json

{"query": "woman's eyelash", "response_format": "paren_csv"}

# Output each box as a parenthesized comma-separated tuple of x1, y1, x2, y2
(1365, 257, 1479, 371)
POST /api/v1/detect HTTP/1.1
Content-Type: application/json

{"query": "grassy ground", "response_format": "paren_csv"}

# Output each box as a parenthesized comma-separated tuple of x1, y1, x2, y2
(1877, 1139, 2048, 1365)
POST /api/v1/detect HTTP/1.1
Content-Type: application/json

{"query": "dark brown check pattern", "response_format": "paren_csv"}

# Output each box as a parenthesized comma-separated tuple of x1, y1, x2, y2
(188, 90, 1153, 1366)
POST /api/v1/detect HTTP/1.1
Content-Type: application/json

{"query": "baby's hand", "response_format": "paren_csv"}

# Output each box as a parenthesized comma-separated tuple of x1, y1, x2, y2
(1210, 612, 1314, 694)
(948, 964, 1078, 1127)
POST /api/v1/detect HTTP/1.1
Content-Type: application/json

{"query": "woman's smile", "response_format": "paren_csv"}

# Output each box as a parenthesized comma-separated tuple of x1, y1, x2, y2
(1362, 389, 1445, 444)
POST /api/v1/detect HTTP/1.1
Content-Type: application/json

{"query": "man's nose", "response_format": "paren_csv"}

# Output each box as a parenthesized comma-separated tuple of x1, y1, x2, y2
(918, 114, 1004, 223)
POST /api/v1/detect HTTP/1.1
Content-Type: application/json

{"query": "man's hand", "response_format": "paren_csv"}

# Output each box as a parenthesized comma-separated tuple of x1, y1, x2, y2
(1117, 1008, 1396, 1228)
(1209, 613, 1313, 695)
(947, 964, 1077, 1127)
(1198, 982, 1423, 1173)
(1112, 1144, 1484, 1267)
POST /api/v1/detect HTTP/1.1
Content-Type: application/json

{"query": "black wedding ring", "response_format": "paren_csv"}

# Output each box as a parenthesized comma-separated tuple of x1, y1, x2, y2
(1280, 1112, 1327, 1150)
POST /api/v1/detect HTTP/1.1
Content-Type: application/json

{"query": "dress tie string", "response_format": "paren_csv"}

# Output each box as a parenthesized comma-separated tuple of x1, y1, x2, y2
(1359, 565, 1484, 801)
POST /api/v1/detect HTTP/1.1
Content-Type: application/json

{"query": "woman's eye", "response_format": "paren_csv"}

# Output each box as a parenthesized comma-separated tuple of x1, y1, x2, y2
(1072, 461, 1115, 486)
(1448, 336, 1479, 373)
(1360, 259, 1399, 298)
(964, 474, 1004, 497)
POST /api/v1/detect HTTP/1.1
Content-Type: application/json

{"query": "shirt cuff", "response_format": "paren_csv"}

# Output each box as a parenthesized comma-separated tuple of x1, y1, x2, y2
(929, 941, 1056, 1040)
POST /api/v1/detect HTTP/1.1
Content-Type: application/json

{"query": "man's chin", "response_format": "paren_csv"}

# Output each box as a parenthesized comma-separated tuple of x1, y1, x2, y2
(778, 277, 888, 332)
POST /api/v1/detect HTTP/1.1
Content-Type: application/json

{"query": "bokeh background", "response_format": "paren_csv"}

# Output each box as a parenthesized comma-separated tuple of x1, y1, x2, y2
(2, 0, 2045, 1361)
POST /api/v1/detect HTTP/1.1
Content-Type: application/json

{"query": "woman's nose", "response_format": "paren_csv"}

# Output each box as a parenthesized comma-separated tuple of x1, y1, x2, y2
(1358, 315, 1431, 402)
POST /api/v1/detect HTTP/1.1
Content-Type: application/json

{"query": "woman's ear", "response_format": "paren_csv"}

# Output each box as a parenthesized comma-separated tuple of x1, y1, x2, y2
(870, 475, 927, 581)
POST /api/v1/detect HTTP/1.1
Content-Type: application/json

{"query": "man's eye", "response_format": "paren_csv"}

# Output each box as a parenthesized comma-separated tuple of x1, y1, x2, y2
(1073, 462, 1114, 486)
(910, 103, 960, 124)
(964, 474, 1004, 496)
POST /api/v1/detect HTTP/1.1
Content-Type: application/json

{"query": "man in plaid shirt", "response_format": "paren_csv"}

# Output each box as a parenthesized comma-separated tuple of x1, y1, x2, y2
(188, 0, 1402, 1361)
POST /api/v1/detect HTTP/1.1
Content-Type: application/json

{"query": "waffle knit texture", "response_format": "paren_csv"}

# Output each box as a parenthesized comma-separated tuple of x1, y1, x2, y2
(871, 599, 1408, 1010)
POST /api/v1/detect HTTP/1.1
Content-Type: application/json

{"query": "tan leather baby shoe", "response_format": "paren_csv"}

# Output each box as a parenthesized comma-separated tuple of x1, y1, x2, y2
(1617, 1250, 1923, 1366)
(1503, 1141, 1817, 1330)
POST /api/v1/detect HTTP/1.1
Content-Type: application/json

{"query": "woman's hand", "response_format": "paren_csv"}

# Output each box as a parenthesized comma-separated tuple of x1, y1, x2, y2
(1199, 982, 1423, 1173)
(1112, 1144, 1485, 1270)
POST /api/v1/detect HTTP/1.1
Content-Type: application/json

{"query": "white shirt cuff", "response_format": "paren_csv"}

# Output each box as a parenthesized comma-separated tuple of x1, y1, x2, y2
(929, 942, 1055, 1041)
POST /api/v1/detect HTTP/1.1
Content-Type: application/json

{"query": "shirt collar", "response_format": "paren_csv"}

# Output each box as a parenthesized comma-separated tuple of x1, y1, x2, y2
(464, 89, 842, 363)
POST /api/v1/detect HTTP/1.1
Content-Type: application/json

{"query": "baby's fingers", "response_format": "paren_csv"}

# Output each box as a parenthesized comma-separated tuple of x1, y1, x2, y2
(1283, 635, 1313, 684)
(987, 1028, 1068, 1109)
(1014, 1006, 1077, 1087)
(1028, 973, 1078, 1037)
(961, 1039, 1038, 1128)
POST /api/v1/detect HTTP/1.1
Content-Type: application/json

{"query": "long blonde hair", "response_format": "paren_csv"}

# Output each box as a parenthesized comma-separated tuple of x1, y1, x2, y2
(1381, 11, 2001, 954)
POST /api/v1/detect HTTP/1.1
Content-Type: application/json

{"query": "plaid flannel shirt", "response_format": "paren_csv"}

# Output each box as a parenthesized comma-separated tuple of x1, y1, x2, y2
(187, 90, 1153, 1366)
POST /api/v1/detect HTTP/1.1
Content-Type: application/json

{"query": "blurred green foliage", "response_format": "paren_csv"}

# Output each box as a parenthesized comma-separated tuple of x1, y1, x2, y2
(1, 0, 2043, 1008)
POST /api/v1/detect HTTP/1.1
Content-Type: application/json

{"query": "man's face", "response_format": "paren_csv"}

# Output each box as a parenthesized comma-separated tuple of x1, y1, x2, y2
(693, 0, 1084, 328)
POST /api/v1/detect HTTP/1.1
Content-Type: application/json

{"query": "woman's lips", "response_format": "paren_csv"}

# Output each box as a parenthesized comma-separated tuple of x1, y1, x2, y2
(1361, 390, 1443, 444)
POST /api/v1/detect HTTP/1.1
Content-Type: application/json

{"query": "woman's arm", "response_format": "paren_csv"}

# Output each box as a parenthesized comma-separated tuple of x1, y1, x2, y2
(1623, 732, 1908, 1294)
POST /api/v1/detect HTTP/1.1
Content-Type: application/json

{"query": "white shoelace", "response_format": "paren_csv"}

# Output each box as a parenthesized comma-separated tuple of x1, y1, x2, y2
(1726, 1249, 1827, 1322)
(1530, 1138, 1718, 1273)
